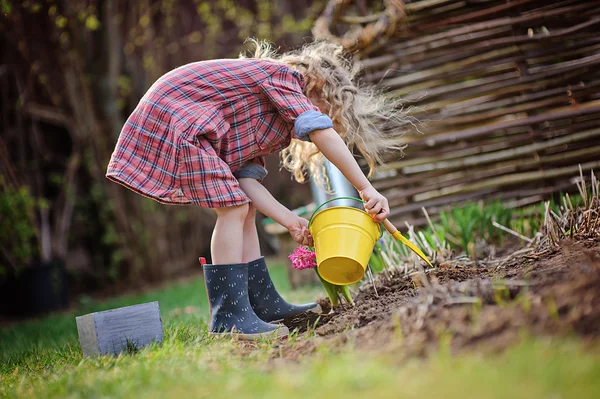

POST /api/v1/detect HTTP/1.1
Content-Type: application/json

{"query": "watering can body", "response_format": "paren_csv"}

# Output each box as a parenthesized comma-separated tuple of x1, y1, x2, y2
(308, 197, 433, 285)
(309, 205, 380, 285)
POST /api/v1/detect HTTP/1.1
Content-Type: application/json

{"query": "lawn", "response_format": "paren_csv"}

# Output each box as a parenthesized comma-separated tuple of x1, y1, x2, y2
(1, 261, 599, 399)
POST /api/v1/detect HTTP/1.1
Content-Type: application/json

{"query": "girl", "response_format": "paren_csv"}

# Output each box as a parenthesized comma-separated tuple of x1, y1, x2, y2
(107, 41, 406, 340)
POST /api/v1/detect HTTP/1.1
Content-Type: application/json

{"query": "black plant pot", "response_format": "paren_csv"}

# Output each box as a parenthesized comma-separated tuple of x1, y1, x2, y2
(0, 259, 69, 317)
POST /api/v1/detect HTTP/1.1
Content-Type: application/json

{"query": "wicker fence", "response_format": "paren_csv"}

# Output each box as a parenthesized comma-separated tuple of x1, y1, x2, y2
(315, 0, 600, 227)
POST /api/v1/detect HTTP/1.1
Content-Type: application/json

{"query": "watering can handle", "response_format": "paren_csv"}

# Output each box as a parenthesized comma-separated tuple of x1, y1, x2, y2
(308, 196, 365, 226)
(308, 196, 399, 233)
(308, 196, 384, 239)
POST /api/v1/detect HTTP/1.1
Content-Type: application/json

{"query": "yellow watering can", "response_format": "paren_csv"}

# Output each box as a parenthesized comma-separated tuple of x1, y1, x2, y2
(309, 197, 433, 285)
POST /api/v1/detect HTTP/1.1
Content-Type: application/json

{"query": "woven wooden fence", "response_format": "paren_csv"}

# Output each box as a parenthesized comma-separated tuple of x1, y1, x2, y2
(314, 0, 600, 228)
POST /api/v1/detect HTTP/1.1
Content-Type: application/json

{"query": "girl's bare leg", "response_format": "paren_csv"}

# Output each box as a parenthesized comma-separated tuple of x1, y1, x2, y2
(242, 202, 322, 321)
(205, 202, 288, 340)
(211, 204, 249, 264)
(242, 204, 261, 262)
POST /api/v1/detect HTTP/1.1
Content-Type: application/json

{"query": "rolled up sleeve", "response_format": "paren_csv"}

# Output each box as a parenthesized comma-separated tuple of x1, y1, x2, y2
(233, 162, 268, 181)
(293, 110, 334, 141)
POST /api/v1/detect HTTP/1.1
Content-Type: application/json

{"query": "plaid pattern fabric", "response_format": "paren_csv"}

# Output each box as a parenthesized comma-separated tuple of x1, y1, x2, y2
(106, 59, 319, 208)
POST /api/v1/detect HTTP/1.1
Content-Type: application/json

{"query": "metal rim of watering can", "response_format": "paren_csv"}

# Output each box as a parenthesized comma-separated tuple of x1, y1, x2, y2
(308, 196, 384, 238)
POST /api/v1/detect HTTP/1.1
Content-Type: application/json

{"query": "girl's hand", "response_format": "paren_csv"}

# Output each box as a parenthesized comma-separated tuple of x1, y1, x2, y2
(359, 185, 390, 222)
(287, 216, 314, 246)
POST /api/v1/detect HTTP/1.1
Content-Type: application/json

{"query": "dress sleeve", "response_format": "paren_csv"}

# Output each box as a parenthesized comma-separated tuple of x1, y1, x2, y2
(293, 110, 334, 141)
(259, 66, 333, 141)
(232, 159, 268, 182)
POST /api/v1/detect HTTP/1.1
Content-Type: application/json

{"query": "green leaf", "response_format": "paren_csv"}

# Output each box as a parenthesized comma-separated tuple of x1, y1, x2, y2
(1, 0, 12, 15)
(337, 285, 354, 305)
(85, 15, 100, 31)
(315, 269, 339, 307)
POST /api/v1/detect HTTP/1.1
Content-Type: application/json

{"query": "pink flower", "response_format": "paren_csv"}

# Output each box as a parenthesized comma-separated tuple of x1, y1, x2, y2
(288, 246, 317, 270)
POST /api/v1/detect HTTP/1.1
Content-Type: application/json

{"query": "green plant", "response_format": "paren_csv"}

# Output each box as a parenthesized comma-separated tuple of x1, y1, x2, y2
(441, 203, 479, 253)
(0, 177, 39, 276)
(437, 200, 515, 256)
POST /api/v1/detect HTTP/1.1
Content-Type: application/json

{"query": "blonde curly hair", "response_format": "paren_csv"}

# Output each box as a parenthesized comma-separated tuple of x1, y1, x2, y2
(242, 39, 410, 187)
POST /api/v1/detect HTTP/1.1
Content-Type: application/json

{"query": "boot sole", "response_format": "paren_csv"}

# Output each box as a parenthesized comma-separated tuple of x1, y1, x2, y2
(269, 303, 323, 324)
(209, 325, 289, 341)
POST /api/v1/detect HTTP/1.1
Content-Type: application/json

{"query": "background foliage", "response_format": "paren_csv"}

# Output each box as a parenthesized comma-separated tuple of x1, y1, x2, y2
(0, 0, 324, 290)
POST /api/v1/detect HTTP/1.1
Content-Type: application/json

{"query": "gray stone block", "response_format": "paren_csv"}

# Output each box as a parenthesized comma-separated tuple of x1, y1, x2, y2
(76, 301, 164, 357)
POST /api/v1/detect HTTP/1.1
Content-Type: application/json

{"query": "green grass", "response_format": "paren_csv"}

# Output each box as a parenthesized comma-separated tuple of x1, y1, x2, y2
(0, 272, 207, 369)
(1, 261, 599, 399)
(0, 261, 320, 369)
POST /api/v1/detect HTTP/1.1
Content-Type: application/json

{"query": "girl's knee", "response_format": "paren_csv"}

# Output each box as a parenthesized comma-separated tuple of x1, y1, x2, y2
(214, 203, 250, 221)
(246, 203, 257, 220)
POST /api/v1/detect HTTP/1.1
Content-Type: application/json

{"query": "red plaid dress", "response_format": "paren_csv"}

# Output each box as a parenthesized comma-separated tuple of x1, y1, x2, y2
(106, 59, 320, 208)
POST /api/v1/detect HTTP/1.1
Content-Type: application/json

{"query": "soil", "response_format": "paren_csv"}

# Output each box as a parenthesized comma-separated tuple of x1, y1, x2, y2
(277, 237, 600, 359)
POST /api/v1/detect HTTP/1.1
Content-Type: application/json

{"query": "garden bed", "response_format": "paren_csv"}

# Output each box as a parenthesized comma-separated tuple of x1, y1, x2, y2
(280, 236, 600, 359)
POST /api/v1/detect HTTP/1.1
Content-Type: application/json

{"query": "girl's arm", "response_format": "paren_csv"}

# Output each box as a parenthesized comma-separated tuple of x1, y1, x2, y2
(238, 178, 313, 246)
(308, 127, 390, 221)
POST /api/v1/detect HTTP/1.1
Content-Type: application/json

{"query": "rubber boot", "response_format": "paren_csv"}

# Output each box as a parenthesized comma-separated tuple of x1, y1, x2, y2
(248, 257, 322, 323)
(203, 263, 289, 340)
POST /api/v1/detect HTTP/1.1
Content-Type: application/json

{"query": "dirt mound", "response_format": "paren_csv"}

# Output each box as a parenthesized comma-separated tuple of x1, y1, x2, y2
(280, 238, 600, 358)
